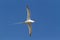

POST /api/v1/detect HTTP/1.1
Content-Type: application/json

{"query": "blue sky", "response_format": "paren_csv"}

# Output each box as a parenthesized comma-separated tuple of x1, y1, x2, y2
(0, 0, 59, 40)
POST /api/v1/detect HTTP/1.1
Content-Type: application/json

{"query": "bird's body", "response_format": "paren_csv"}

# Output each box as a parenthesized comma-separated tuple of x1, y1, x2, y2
(25, 19, 35, 23)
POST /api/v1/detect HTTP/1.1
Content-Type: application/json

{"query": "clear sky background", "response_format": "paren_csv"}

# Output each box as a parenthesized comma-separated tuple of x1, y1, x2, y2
(0, 0, 59, 40)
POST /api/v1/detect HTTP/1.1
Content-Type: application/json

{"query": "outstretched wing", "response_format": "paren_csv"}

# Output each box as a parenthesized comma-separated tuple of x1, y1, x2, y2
(27, 23, 32, 36)
(26, 5, 31, 20)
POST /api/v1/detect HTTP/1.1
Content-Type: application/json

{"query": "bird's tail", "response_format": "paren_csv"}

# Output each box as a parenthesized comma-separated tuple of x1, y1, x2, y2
(13, 22, 25, 24)
(8, 22, 25, 25)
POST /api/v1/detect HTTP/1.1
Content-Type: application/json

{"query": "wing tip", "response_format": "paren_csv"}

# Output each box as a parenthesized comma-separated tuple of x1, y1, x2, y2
(29, 33, 32, 37)
(26, 4, 29, 9)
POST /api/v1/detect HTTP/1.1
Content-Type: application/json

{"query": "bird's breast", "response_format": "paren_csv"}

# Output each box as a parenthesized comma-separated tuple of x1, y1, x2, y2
(25, 20, 35, 23)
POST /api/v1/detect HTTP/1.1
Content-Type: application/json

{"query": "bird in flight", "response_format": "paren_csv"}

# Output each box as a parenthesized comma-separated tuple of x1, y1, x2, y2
(14, 5, 35, 36)
(24, 5, 35, 36)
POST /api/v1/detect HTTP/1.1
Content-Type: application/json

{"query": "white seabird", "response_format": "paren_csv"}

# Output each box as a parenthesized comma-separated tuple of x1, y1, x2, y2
(24, 5, 35, 36)
(14, 5, 35, 36)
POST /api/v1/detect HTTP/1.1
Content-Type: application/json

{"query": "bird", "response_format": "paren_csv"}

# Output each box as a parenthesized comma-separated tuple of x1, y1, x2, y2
(24, 5, 35, 36)
(13, 5, 35, 36)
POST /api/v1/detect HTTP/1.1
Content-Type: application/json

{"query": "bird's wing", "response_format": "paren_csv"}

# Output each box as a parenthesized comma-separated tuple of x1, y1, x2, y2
(27, 23, 32, 36)
(26, 5, 31, 20)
